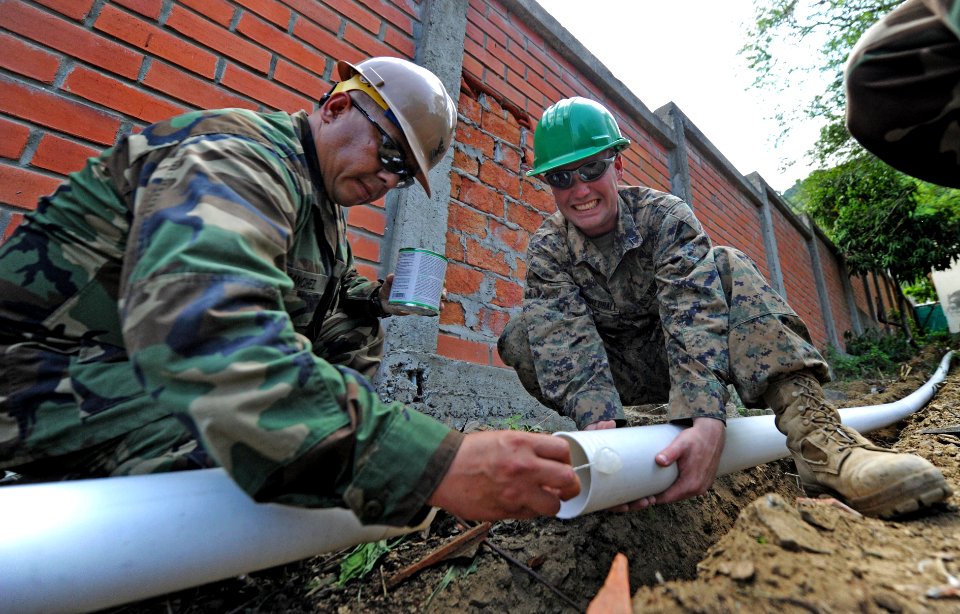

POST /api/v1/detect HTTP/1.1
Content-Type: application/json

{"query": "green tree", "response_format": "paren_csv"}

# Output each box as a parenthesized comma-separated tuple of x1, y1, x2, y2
(744, 0, 960, 334)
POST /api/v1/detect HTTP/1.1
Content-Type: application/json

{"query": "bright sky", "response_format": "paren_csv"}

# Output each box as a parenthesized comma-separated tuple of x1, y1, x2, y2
(534, 0, 831, 193)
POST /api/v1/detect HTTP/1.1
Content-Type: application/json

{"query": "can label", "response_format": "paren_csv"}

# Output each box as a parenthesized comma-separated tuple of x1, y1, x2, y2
(388, 248, 448, 316)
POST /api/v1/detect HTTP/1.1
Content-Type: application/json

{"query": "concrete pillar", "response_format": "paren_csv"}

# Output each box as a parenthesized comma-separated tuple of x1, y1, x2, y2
(804, 216, 840, 349)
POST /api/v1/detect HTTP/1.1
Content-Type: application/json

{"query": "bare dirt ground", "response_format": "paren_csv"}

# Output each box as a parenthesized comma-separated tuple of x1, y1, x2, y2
(106, 344, 960, 613)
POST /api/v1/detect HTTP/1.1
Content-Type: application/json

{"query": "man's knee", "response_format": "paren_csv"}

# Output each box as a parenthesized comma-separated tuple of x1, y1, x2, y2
(497, 314, 529, 369)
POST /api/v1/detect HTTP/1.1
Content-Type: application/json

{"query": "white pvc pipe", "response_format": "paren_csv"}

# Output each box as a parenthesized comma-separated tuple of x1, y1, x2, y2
(0, 467, 433, 614)
(555, 351, 955, 519)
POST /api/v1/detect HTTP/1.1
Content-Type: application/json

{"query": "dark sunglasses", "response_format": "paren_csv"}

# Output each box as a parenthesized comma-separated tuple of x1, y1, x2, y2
(543, 155, 617, 190)
(353, 103, 416, 188)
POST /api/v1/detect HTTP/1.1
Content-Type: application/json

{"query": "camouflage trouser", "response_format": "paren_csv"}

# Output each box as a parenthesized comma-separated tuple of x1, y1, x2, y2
(845, 0, 960, 188)
(4, 310, 385, 483)
(498, 246, 829, 415)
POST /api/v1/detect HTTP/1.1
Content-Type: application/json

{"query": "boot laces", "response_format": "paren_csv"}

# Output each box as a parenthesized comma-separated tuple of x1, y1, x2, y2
(793, 380, 867, 452)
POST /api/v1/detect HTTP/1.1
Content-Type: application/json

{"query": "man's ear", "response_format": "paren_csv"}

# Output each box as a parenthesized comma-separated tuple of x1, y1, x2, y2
(320, 91, 352, 121)
(614, 153, 624, 180)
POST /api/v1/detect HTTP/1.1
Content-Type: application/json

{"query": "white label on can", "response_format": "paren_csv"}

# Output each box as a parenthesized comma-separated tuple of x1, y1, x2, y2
(388, 248, 447, 314)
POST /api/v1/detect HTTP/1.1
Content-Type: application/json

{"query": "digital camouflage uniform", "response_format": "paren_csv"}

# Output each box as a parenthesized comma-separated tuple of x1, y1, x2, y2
(0, 109, 461, 526)
(498, 187, 829, 429)
(845, 0, 960, 188)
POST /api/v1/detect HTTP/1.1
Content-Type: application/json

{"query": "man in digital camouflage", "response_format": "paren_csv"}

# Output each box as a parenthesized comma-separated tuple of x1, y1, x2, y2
(0, 57, 580, 526)
(499, 97, 952, 518)
(845, 0, 960, 188)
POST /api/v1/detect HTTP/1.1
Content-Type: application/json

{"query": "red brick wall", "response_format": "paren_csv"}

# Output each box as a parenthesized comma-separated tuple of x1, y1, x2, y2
(686, 142, 769, 278)
(0, 0, 887, 367)
(818, 236, 853, 345)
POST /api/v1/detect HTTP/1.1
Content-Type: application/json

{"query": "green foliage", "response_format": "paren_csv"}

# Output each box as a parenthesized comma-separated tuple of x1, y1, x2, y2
(903, 277, 939, 304)
(424, 558, 479, 609)
(499, 414, 544, 432)
(337, 537, 404, 586)
(827, 329, 918, 380)
(794, 155, 960, 285)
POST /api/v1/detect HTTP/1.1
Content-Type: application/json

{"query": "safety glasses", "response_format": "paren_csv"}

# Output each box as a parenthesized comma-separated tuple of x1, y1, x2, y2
(353, 103, 416, 188)
(543, 155, 616, 190)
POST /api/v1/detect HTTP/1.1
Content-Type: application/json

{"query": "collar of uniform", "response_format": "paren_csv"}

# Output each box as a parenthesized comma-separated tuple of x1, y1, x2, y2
(294, 110, 344, 255)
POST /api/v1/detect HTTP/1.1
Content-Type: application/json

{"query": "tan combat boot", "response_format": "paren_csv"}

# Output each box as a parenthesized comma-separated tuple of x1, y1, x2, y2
(764, 372, 952, 518)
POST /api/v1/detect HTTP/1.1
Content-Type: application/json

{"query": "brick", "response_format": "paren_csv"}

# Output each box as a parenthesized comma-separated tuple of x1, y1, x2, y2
(506, 201, 545, 233)
(453, 148, 479, 176)
(353, 0, 411, 34)
(456, 178, 503, 216)
(479, 306, 510, 336)
(448, 203, 487, 238)
(237, 12, 325, 74)
(436, 333, 489, 365)
(439, 300, 465, 327)
(280, 0, 340, 33)
(458, 92, 482, 125)
(456, 123, 495, 158)
(345, 204, 385, 235)
(480, 111, 520, 146)
(167, 5, 270, 73)
(343, 23, 394, 59)
(95, 5, 218, 79)
(491, 346, 508, 368)
(292, 18, 356, 68)
(0, 0, 143, 79)
(0, 77, 121, 145)
(0, 32, 61, 84)
(492, 278, 522, 308)
(478, 161, 520, 200)
(0, 118, 30, 160)
(520, 179, 556, 213)
(35, 0, 94, 21)
(323, 0, 380, 34)
(64, 66, 186, 123)
(32, 133, 99, 175)
(144, 61, 256, 110)
(113, 0, 164, 20)
(382, 24, 414, 58)
(177, 0, 236, 27)
(0, 163, 61, 210)
(355, 262, 378, 280)
(445, 262, 484, 296)
(445, 230, 464, 261)
(465, 238, 509, 276)
(346, 230, 380, 262)
(274, 60, 328, 100)
(491, 219, 528, 253)
(221, 63, 313, 112)
(235, 0, 292, 28)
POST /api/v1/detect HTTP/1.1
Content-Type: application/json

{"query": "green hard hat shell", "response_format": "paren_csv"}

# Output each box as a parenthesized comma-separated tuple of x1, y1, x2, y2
(527, 97, 630, 176)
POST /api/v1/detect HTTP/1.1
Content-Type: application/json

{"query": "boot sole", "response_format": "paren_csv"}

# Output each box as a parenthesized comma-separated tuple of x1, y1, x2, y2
(805, 467, 953, 518)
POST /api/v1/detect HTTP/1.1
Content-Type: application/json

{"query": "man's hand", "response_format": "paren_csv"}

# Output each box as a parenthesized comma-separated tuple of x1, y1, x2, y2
(586, 417, 726, 512)
(427, 430, 581, 520)
(380, 273, 448, 316)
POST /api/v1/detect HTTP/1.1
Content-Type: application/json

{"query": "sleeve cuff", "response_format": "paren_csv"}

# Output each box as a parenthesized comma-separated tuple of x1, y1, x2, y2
(566, 390, 625, 430)
(344, 406, 463, 526)
(667, 379, 728, 424)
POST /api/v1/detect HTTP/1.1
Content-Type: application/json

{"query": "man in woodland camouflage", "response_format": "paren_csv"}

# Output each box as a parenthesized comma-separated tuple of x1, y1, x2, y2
(845, 0, 960, 187)
(499, 97, 952, 518)
(0, 57, 580, 525)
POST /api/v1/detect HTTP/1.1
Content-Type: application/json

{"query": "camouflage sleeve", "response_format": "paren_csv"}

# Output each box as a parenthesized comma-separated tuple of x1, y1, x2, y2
(845, 0, 960, 188)
(119, 133, 460, 526)
(523, 230, 625, 429)
(653, 201, 728, 424)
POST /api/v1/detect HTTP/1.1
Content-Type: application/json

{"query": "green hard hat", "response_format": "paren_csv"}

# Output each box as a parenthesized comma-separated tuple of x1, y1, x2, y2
(527, 97, 630, 176)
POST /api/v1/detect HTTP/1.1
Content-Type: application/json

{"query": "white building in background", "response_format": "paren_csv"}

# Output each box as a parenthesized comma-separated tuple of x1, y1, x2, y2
(931, 260, 960, 333)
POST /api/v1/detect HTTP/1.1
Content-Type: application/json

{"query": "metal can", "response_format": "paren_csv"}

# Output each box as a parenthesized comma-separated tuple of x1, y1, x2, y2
(388, 247, 448, 316)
